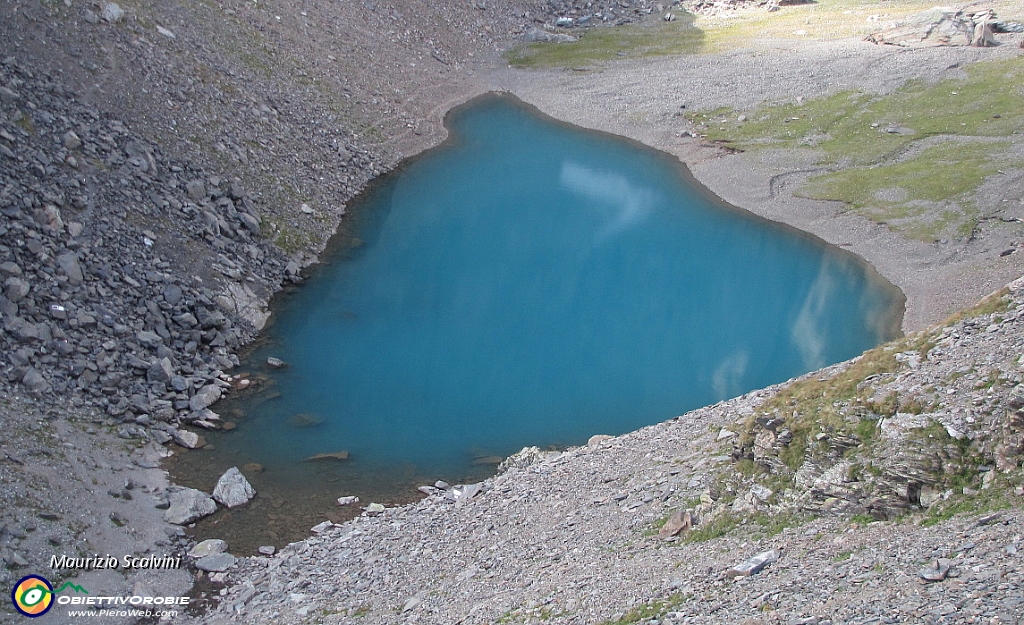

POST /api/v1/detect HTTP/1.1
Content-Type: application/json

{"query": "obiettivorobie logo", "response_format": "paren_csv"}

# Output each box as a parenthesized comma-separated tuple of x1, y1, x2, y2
(11, 575, 88, 618)
(10, 574, 190, 619)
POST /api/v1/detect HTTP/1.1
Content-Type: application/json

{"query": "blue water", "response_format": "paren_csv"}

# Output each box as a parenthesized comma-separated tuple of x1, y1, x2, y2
(199, 93, 902, 488)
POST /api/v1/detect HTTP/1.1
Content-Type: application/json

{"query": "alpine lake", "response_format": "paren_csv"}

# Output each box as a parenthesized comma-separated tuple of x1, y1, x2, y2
(170, 93, 904, 553)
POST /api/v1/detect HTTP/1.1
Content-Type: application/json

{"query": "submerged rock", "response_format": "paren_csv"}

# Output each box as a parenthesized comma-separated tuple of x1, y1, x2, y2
(287, 413, 324, 428)
(189, 539, 228, 558)
(304, 450, 349, 462)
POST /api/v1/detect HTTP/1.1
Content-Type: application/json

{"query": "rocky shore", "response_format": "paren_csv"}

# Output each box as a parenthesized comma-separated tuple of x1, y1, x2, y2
(1, 0, 1023, 622)
(197, 278, 1024, 624)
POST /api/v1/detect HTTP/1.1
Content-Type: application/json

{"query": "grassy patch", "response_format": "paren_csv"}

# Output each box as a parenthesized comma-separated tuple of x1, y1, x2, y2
(599, 593, 688, 625)
(941, 287, 1014, 326)
(800, 140, 1004, 241)
(506, 17, 704, 68)
(683, 513, 740, 543)
(689, 57, 1024, 241)
(753, 511, 810, 537)
(920, 479, 1017, 527)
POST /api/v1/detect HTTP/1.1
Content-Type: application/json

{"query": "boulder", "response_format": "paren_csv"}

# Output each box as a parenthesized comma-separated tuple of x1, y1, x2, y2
(195, 553, 236, 572)
(163, 488, 217, 525)
(190, 384, 222, 411)
(56, 251, 84, 286)
(866, 8, 974, 47)
(172, 429, 204, 449)
(212, 467, 255, 507)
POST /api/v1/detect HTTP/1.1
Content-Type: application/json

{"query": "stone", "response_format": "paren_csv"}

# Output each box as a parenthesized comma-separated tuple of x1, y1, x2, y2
(658, 510, 692, 539)
(866, 8, 973, 47)
(21, 369, 49, 393)
(56, 251, 84, 286)
(918, 559, 952, 582)
(258, 546, 275, 556)
(100, 2, 124, 22)
(523, 26, 577, 43)
(62, 131, 82, 150)
(163, 487, 216, 524)
(186, 180, 207, 201)
(212, 467, 255, 508)
(195, 553, 236, 572)
(162, 284, 183, 305)
(453, 482, 482, 508)
(172, 429, 204, 449)
(588, 434, 614, 446)
(4, 277, 30, 302)
(188, 539, 228, 558)
(238, 212, 261, 234)
(311, 521, 336, 533)
(267, 357, 287, 368)
(301, 450, 350, 459)
(0, 262, 22, 278)
(727, 549, 780, 578)
(336, 496, 360, 506)
(364, 502, 386, 515)
(190, 384, 222, 411)
(147, 357, 174, 384)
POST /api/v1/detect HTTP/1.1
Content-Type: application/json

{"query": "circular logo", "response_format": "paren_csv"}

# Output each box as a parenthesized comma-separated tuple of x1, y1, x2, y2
(11, 575, 53, 618)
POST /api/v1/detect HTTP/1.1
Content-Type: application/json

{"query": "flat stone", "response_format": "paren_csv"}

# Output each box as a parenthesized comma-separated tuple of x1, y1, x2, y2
(195, 553, 236, 572)
(727, 549, 781, 578)
(163, 488, 216, 525)
(919, 559, 952, 582)
(188, 539, 228, 558)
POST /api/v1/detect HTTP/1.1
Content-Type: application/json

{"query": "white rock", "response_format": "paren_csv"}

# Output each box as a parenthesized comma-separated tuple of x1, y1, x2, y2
(212, 467, 256, 508)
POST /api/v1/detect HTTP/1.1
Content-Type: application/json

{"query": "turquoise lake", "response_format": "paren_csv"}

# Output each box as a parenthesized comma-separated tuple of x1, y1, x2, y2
(174, 94, 903, 547)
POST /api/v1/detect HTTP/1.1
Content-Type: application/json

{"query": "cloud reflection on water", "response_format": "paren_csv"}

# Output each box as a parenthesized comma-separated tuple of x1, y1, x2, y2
(559, 161, 659, 244)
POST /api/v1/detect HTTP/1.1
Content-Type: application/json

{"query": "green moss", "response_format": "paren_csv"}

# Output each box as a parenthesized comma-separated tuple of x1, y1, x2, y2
(690, 57, 1024, 241)
(800, 140, 1004, 241)
(920, 481, 1015, 527)
(506, 17, 704, 68)
(683, 513, 740, 543)
(599, 593, 688, 625)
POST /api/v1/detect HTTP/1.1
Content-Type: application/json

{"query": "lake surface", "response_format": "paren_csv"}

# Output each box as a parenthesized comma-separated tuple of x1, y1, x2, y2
(172, 93, 903, 550)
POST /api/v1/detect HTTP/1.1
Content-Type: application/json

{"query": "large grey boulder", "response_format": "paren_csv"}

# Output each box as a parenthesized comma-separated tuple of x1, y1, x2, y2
(212, 467, 255, 508)
(195, 553, 236, 572)
(190, 384, 222, 411)
(866, 8, 988, 47)
(163, 488, 216, 525)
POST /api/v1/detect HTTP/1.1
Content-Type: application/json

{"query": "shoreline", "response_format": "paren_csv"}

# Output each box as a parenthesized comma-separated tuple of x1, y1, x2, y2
(490, 37, 1024, 332)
